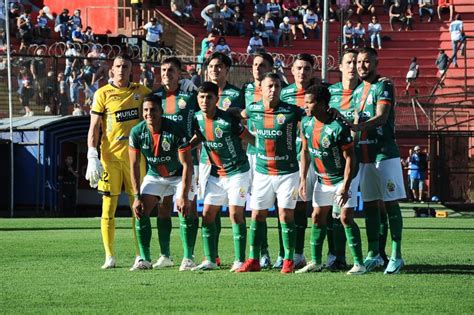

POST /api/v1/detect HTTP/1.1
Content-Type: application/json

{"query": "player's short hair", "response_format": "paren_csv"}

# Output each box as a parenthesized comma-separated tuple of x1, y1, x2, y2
(262, 72, 281, 82)
(197, 81, 219, 97)
(358, 47, 378, 59)
(143, 94, 163, 109)
(340, 48, 358, 64)
(114, 53, 132, 64)
(205, 52, 232, 68)
(161, 56, 182, 70)
(305, 84, 331, 107)
(253, 52, 274, 67)
(295, 53, 315, 67)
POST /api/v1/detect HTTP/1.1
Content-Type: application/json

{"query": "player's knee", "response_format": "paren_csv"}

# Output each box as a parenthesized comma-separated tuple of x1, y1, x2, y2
(253, 210, 267, 222)
(340, 209, 354, 226)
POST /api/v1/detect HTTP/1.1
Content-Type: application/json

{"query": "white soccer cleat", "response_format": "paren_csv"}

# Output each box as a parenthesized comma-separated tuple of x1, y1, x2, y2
(363, 254, 385, 272)
(294, 254, 307, 269)
(295, 261, 323, 273)
(179, 258, 197, 271)
(259, 254, 271, 268)
(101, 256, 116, 269)
(230, 261, 244, 272)
(191, 260, 218, 271)
(152, 255, 174, 269)
(384, 258, 405, 275)
(346, 264, 367, 275)
(130, 260, 152, 271)
(272, 256, 284, 269)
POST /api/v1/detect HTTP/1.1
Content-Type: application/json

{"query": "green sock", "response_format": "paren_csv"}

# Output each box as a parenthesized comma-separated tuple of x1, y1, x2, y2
(310, 224, 327, 264)
(215, 210, 221, 258)
(326, 213, 335, 256)
(232, 223, 247, 262)
(386, 202, 403, 259)
(202, 222, 217, 263)
(277, 219, 284, 258)
(364, 204, 381, 258)
(135, 215, 152, 262)
(379, 210, 389, 258)
(157, 217, 172, 257)
(260, 221, 269, 256)
(294, 209, 308, 255)
(249, 220, 265, 259)
(345, 223, 363, 265)
(281, 222, 296, 260)
(334, 217, 347, 262)
(179, 213, 198, 259)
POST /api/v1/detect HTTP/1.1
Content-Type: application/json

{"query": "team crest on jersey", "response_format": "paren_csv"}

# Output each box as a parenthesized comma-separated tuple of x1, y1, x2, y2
(239, 187, 246, 198)
(162, 139, 171, 151)
(277, 113, 286, 124)
(222, 97, 232, 110)
(386, 180, 395, 192)
(178, 98, 187, 109)
(215, 126, 223, 138)
(321, 136, 330, 148)
(133, 93, 140, 101)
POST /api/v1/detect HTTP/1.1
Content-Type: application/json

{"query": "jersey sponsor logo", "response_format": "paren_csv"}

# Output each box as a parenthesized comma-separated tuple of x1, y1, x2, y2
(321, 136, 330, 148)
(164, 114, 183, 122)
(332, 147, 342, 168)
(257, 153, 289, 161)
(178, 98, 187, 109)
(162, 138, 171, 151)
(256, 129, 283, 137)
(309, 147, 329, 158)
(115, 108, 139, 122)
(376, 126, 383, 135)
(386, 179, 395, 192)
(205, 141, 224, 148)
(358, 139, 378, 145)
(215, 126, 223, 138)
(281, 88, 294, 96)
(277, 113, 286, 124)
(222, 97, 232, 110)
(147, 156, 171, 163)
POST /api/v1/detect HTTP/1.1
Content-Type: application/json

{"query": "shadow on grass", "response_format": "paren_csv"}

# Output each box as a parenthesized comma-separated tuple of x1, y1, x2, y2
(404, 264, 474, 275)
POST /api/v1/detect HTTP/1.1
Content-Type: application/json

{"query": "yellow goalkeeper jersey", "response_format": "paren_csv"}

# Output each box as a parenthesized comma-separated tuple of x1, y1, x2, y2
(91, 82, 151, 162)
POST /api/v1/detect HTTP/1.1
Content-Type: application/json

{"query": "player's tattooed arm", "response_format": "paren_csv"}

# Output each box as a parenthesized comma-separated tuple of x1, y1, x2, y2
(352, 100, 390, 132)
(299, 129, 310, 201)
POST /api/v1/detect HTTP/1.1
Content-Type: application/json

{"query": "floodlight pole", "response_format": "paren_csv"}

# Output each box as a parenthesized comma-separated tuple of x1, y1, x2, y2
(5, 0, 14, 217)
(321, 0, 329, 82)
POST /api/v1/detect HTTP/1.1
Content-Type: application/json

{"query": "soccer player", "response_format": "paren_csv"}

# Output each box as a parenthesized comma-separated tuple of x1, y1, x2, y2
(199, 52, 243, 265)
(128, 95, 194, 270)
(350, 47, 406, 274)
(151, 57, 199, 271)
(190, 82, 255, 271)
(296, 84, 366, 275)
(233, 73, 304, 274)
(86, 54, 151, 269)
(277, 53, 317, 269)
(240, 52, 274, 268)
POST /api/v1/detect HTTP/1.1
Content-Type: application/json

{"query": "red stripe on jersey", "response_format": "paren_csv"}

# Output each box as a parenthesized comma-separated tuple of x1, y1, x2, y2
(152, 133, 170, 177)
(312, 120, 332, 186)
(165, 91, 176, 114)
(295, 88, 305, 108)
(341, 89, 352, 110)
(264, 110, 277, 175)
(358, 83, 372, 112)
(178, 145, 191, 153)
(210, 151, 227, 177)
(204, 117, 226, 176)
(204, 117, 215, 141)
(253, 86, 262, 102)
(377, 100, 391, 106)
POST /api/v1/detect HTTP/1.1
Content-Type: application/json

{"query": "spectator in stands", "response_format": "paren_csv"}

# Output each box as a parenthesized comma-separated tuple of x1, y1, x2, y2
(233, 5, 246, 36)
(435, 49, 448, 88)
(409, 146, 428, 202)
(437, 0, 454, 22)
(287, 10, 306, 40)
(17, 65, 34, 117)
(69, 9, 82, 32)
(0, 3, 5, 32)
(57, 72, 70, 115)
(368, 15, 382, 49)
(282, 0, 300, 16)
(35, 9, 50, 40)
(183, 0, 196, 23)
(336, 0, 353, 22)
(353, 22, 366, 47)
(71, 25, 85, 44)
(449, 14, 464, 68)
(303, 7, 320, 39)
(30, 48, 48, 112)
(139, 17, 163, 59)
(215, 37, 232, 56)
(201, 0, 223, 32)
(95, 53, 109, 87)
(43, 70, 55, 114)
(64, 41, 79, 78)
(58, 155, 79, 215)
(8, 2, 21, 35)
(72, 103, 85, 116)
(389, 1, 405, 31)
(355, 0, 375, 20)
(55, 9, 70, 41)
(171, 0, 186, 21)
(343, 19, 355, 48)
(188, 65, 201, 88)
(260, 12, 281, 47)
(267, 0, 282, 22)
(247, 32, 265, 54)
(403, 3, 414, 31)
(17, 8, 33, 53)
(68, 68, 81, 105)
(139, 63, 155, 89)
(250, 12, 261, 35)
(81, 58, 97, 106)
(418, 0, 434, 23)
(131, 0, 143, 30)
(254, 0, 268, 17)
(279, 16, 292, 47)
(405, 56, 419, 95)
(197, 30, 218, 72)
(220, 3, 235, 35)
(83, 26, 95, 43)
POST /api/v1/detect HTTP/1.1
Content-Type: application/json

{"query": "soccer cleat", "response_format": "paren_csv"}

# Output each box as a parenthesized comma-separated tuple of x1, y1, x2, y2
(384, 258, 405, 275)
(328, 260, 349, 272)
(325, 254, 337, 269)
(101, 256, 116, 269)
(191, 260, 218, 271)
(346, 264, 367, 275)
(152, 255, 174, 269)
(179, 258, 197, 271)
(216, 256, 221, 266)
(281, 259, 295, 274)
(129, 260, 152, 271)
(236, 259, 261, 273)
(295, 262, 323, 273)
(294, 254, 307, 269)
(272, 256, 284, 269)
(230, 261, 244, 272)
(260, 254, 271, 269)
(363, 254, 385, 272)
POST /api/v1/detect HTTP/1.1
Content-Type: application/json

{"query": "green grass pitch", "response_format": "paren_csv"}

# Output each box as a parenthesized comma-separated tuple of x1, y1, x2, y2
(1, 216, 473, 314)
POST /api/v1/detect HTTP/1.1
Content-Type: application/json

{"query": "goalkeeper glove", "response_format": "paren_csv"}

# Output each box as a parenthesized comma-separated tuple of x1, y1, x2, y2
(85, 147, 104, 188)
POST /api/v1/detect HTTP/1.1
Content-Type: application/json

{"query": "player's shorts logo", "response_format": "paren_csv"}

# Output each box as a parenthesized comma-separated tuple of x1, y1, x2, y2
(277, 113, 286, 124)
(222, 97, 232, 110)
(239, 187, 246, 198)
(291, 188, 298, 200)
(162, 139, 171, 151)
(321, 136, 331, 148)
(387, 179, 395, 192)
(178, 98, 187, 109)
(215, 126, 223, 138)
